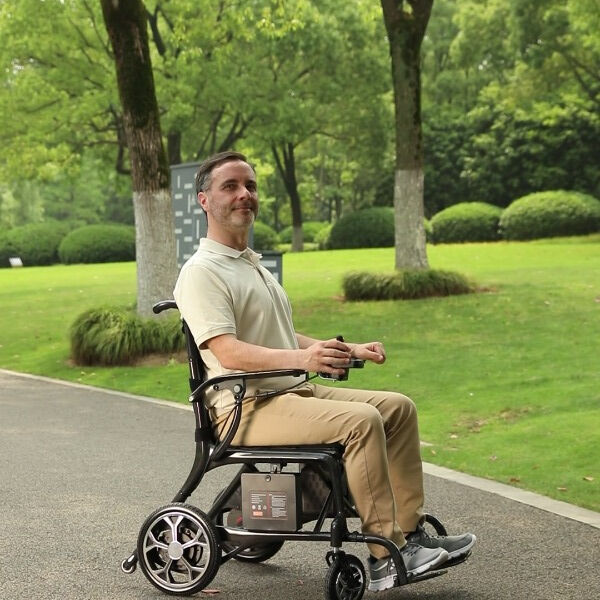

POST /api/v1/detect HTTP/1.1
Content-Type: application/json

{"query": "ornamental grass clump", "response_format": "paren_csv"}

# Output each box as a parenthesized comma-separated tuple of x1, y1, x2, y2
(70, 306, 184, 366)
(343, 269, 473, 301)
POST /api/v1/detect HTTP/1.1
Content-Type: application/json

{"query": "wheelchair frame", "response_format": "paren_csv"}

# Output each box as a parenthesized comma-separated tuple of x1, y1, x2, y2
(121, 300, 453, 599)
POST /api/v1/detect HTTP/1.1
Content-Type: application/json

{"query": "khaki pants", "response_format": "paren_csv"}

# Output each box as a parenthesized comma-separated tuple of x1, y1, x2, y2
(214, 383, 424, 558)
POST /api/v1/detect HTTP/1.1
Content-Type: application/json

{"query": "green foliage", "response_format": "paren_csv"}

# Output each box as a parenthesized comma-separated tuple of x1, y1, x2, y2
(424, 218, 433, 243)
(329, 207, 394, 249)
(342, 269, 473, 301)
(58, 224, 135, 264)
(252, 221, 279, 251)
(278, 221, 328, 243)
(0, 221, 71, 268)
(70, 306, 184, 366)
(431, 202, 503, 243)
(499, 191, 600, 240)
(315, 223, 333, 249)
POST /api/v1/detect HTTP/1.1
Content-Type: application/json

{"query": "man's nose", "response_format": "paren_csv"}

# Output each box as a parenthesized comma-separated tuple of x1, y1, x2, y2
(238, 185, 253, 200)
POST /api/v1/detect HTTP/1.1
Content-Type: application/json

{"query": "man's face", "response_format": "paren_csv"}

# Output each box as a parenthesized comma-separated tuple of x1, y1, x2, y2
(198, 160, 258, 234)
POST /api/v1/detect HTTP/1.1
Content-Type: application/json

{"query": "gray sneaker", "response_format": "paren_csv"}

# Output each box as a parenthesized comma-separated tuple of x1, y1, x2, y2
(406, 523, 476, 561)
(367, 544, 449, 592)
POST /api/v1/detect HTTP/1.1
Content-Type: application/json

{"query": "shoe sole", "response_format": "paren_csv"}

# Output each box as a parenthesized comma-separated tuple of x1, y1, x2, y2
(445, 534, 477, 561)
(408, 548, 449, 577)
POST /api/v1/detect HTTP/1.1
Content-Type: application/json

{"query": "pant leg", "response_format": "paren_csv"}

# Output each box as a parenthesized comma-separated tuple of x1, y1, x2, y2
(213, 384, 410, 558)
(312, 384, 424, 533)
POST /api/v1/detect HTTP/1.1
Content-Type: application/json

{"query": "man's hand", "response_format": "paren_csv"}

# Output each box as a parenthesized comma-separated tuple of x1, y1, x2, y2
(350, 342, 386, 365)
(302, 338, 351, 376)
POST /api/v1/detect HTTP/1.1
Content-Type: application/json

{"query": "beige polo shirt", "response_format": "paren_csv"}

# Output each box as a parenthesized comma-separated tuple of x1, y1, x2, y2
(173, 238, 304, 415)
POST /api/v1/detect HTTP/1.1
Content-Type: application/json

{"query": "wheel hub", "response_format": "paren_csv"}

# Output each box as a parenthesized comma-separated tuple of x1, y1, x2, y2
(168, 541, 185, 560)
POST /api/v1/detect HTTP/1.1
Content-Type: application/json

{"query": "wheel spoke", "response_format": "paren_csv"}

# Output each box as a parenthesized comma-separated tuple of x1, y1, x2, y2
(165, 514, 184, 544)
(179, 555, 207, 578)
(145, 531, 168, 551)
(150, 558, 173, 577)
(182, 529, 208, 550)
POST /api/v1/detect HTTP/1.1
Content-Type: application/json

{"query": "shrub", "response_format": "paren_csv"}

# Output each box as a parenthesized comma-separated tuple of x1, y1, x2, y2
(499, 191, 600, 241)
(70, 306, 184, 366)
(58, 224, 135, 264)
(424, 218, 433, 243)
(315, 223, 333, 249)
(343, 269, 473, 301)
(430, 202, 502, 244)
(252, 221, 279, 251)
(329, 207, 395, 249)
(0, 221, 72, 268)
(279, 221, 328, 244)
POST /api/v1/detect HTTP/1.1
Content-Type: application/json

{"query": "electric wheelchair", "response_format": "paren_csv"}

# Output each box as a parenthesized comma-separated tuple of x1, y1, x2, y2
(121, 300, 466, 599)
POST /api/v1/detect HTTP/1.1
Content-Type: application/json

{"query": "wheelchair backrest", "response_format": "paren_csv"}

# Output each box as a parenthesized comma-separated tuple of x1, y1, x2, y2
(181, 318, 206, 394)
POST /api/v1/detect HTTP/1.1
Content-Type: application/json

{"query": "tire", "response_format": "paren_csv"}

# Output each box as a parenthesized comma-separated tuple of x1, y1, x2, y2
(325, 554, 366, 600)
(216, 507, 284, 563)
(137, 503, 220, 596)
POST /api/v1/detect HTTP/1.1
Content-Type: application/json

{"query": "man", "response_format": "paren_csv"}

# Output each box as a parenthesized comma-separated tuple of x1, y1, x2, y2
(174, 151, 475, 592)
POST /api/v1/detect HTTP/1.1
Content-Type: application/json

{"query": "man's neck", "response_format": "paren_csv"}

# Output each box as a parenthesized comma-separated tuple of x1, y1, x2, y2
(206, 230, 248, 252)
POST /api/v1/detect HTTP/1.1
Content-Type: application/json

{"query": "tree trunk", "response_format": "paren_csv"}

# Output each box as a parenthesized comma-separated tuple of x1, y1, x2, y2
(272, 143, 304, 252)
(167, 130, 182, 165)
(101, 0, 177, 316)
(380, 0, 432, 270)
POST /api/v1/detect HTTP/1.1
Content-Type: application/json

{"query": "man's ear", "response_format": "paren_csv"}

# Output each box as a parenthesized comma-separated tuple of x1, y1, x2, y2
(198, 191, 208, 213)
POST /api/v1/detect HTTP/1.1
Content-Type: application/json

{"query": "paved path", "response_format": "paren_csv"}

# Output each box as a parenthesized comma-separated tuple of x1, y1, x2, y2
(1, 370, 599, 600)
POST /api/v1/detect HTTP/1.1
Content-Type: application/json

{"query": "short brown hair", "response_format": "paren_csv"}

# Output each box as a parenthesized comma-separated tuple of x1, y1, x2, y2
(195, 151, 253, 195)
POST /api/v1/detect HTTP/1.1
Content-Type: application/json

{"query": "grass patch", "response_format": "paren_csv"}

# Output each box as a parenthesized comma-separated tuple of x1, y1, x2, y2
(0, 238, 599, 511)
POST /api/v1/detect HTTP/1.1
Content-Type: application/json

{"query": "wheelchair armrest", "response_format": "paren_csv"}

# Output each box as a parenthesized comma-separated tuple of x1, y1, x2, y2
(189, 368, 307, 404)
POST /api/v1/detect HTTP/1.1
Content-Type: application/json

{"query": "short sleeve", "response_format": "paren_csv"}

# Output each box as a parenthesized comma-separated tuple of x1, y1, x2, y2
(173, 264, 236, 348)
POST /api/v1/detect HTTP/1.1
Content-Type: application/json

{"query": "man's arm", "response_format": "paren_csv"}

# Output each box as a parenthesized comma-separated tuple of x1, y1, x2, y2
(205, 334, 352, 376)
(296, 333, 386, 365)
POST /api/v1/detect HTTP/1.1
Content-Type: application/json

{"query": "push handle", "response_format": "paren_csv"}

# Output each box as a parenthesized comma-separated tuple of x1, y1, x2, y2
(153, 300, 178, 314)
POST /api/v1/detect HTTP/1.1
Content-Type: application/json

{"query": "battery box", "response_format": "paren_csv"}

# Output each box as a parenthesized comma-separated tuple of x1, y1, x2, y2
(241, 472, 302, 532)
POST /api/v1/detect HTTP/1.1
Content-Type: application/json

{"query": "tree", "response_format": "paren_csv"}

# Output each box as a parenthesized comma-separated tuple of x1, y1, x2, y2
(380, 0, 433, 269)
(100, 0, 176, 316)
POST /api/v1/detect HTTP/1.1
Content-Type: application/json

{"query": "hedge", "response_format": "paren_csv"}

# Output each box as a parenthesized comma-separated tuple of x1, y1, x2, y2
(0, 221, 72, 268)
(499, 191, 600, 240)
(329, 207, 395, 249)
(58, 224, 135, 264)
(279, 221, 328, 244)
(431, 202, 502, 243)
(252, 221, 279, 251)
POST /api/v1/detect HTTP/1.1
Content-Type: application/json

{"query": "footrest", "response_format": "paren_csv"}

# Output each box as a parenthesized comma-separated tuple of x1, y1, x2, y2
(408, 568, 447, 584)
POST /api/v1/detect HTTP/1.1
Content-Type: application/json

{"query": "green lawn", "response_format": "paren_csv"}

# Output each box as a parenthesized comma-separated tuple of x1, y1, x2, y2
(1, 237, 598, 511)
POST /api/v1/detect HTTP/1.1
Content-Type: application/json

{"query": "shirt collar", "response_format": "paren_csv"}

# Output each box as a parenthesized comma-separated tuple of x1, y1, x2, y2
(199, 237, 262, 265)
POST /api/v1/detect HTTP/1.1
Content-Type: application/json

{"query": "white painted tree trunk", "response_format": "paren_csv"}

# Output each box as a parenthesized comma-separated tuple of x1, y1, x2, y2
(393, 168, 429, 270)
(133, 189, 178, 317)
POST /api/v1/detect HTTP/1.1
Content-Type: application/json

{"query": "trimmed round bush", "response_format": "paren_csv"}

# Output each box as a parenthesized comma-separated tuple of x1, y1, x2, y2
(329, 207, 395, 249)
(343, 269, 473, 301)
(424, 218, 433, 243)
(58, 224, 135, 264)
(252, 221, 279, 250)
(279, 221, 328, 244)
(499, 191, 600, 240)
(430, 202, 502, 244)
(70, 306, 184, 366)
(0, 221, 71, 267)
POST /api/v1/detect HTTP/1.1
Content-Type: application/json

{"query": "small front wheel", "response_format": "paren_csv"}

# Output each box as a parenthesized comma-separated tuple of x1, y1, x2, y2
(325, 554, 366, 600)
(137, 503, 220, 596)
